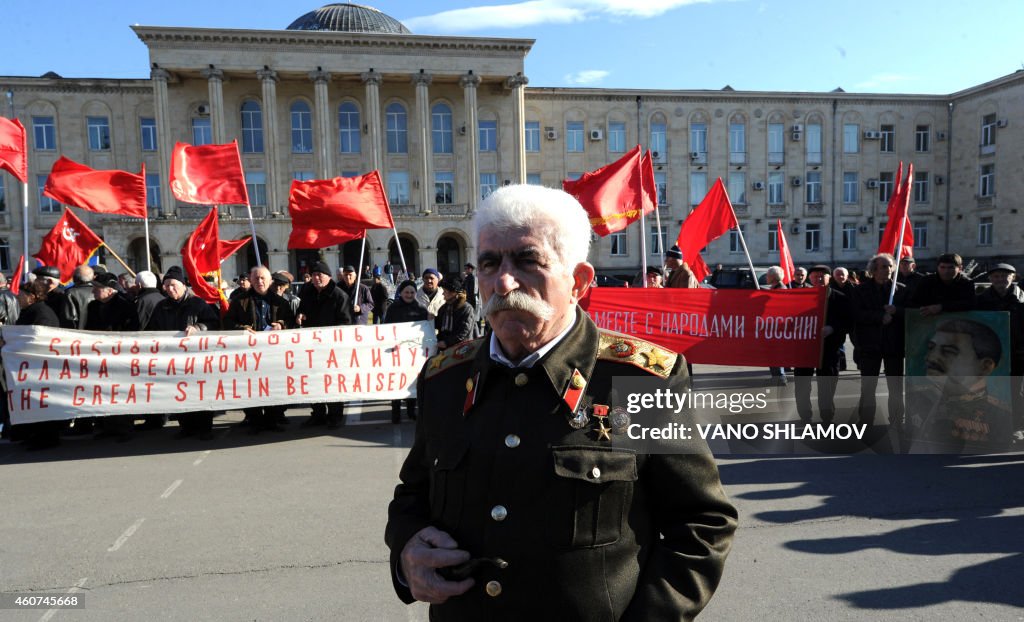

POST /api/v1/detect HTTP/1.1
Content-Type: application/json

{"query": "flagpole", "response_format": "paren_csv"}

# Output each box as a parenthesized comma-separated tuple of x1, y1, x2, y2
(21, 179, 28, 283)
(888, 165, 912, 305)
(638, 152, 648, 287)
(141, 162, 151, 273)
(356, 233, 367, 280)
(100, 242, 136, 277)
(243, 203, 262, 266)
(736, 224, 760, 290)
(391, 226, 409, 279)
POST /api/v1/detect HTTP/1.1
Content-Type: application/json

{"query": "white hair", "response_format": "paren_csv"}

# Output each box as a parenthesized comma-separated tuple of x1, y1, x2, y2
(833, 267, 849, 278)
(135, 270, 157, 289)
(767, 266, 785, 281)
(473, 184, 591, 269)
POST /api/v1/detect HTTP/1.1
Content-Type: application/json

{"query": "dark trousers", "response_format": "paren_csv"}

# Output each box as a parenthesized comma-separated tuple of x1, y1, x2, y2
(794, 355, 840, 423)
(243, 406, 284, 431)
(178, 412, 213, 437)
(858, 355, 904, 426)
(312, 402, 345, 426)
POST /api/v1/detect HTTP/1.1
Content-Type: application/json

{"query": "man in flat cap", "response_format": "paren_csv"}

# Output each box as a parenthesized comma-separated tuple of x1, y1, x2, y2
(337, 265, 374, 325)
(645, 265, 665, 288)
(977, 262, 1024, 440)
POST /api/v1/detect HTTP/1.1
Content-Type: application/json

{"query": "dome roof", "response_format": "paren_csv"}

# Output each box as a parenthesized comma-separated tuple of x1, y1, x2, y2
(287, 4, 412, 34)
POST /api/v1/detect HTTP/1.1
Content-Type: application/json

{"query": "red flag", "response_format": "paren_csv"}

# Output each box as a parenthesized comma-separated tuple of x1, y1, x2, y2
(675, 178, 739, 281)
(43, 156, 148, 218)
(10, 255, 24, 296)
(34, 210, 104, 284)
(287, 172, 392, 249)
(182, 208, 233, 311)
(877, 162, 914, 259)
(562, 145, 655, 236)
(0, 117, 28, 183)
(219, 237, 251, 263)
(169, 141, 249, 206)
(777, 220, 795, 285)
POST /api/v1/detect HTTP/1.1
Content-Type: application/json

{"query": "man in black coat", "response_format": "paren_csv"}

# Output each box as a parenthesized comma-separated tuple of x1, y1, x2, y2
(897, 256, 924, 301)
(134, 270, 165, 331)
(337, 264, 374, 325)
(33, 266, 77, 328)
(909, 252, 975, 315)
(65, 265, 96, 329)
(85, 272, 141, 441)
(794, 265, 850, 424)
(462, 263, 478, 309)
(369, 275, 390, 324)
(0, 272, 19, 326)
(297, 261, 353, 429)
(977, 263, 1024, 440)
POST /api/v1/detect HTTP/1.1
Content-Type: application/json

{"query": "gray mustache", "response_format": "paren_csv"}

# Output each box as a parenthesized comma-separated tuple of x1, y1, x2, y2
(482, 290, 555, 321)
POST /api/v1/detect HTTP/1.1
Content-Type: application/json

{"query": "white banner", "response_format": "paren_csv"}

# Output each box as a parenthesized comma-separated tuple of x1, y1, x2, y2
(1, 322, 437, 425)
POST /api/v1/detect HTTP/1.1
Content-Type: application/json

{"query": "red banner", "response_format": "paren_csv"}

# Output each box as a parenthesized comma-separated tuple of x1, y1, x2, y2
(580, 287, 827, 367)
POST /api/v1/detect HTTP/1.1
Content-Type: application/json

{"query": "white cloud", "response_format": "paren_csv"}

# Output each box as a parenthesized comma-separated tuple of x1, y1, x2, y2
(564, 69, 610, 85)
(854, 73, 916, 90)
(404, 0, 723, 33)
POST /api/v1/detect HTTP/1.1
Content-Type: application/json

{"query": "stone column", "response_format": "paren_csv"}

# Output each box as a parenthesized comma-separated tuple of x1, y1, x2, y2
(361, 70, 383, 174)
(201, 66, 226, 144)
(505, 72, 529, 184)
(412, 70, 433, 214)
(460, 71, 481, 212)
(150, 67, 175, 217)
(309, 68, 333, 179)
(266, 249, 289, 273)
(257, 68, 281, 215)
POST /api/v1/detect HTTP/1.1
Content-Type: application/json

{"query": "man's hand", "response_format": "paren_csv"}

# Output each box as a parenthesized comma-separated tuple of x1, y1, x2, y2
(353, 304, 361, 314)
(919, 304, 942, 317)
(184, 325, 200, 337)
(400, 526, 474, 604)
(296, 313, 306, 326)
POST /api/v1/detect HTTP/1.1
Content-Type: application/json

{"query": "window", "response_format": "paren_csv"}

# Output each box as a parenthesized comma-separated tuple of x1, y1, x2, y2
(878, 221, 887, 246)
(806, 123, 822, 164)
(37, 175, 60, 213)
(805, 223, 821, 252)
(32, 116, 56, 150)
(879, 124, 894, 152)
(690, 123, 707, 155)
(768, 123, 784, 164)
(768, 172, 784, 205)
(608, 122, 626, 153)
(879, 171, 895, 203)
(913, 171, 929, 203)
(566, 121, 584, 152)
(434, 172, 454, 204)
(430, 103, 453, 154)
(915, 125, 930, 152)
(240, 101, 263, 153)
(145, 173, 160, 209)
(479, 120, 497, 152)
(729, 226, 745, 254)
(842, 223, 857, 250)
(609, 231, 627, 256)
(981, 114, 996, 147)
(0, 239, 9, 272)
(843, 172, 858, 203)
(806, 171, 822, 204)
(338, 102, 361, 154)
(191, 117, 212, 146)
(843, 123, 859, 153)
(654, 172, 667, 206)
(729, 122, 745, 164)
(728, 172, 746, 204)
(979, 164, 995, 197)
(140, 117, 157, 152)
(567, 172, 582, 182)
(388, 171, 410, 204)
(650, 225, 668, 254)
(913, 222, 928, 249)
(526, 173, 542, 186)
(290, 101, 313, 153)
(87, 116, 110, 151)
(292, 171, 315, 181)
(341, 171, 360, 178)
(689, 172, 707, 205)
(480, 173, 498, 199)
(978, 216, 993, 246)
(245, 172, 266, 206)
(768, 222, 779, 252)
(524, 121, 540, 153)
(386, 103, 408, 154)
(650, 122, 666, 163)
(0, 176, 4, 212)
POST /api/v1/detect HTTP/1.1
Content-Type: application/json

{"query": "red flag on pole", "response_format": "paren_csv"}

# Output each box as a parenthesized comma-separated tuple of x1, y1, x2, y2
(34, 210, 104, 284)
(169, 141, 249, 206)
(0, 117, 28, 183)
(43, 156, 148, 218)
(877, 162, 914, 259)
(10, 255, 24, 295)
(182, 208, 243, 312)
(219, 237, 251, 263)
(562, 145, 655, 236)
(287, 172, 392, 249)
(675, 178, 739, 282)
(777, 219, 795, 285)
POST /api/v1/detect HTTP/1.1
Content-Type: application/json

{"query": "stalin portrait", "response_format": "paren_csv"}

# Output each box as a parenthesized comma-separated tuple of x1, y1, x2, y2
(385, 184, 737, 621)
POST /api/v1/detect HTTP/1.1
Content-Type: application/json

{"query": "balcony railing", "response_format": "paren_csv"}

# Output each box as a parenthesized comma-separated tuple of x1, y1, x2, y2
(435, 203, 470, 217)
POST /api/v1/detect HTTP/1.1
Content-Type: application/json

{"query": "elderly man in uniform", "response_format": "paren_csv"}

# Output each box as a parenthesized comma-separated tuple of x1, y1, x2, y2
(386, 184, 736, 621)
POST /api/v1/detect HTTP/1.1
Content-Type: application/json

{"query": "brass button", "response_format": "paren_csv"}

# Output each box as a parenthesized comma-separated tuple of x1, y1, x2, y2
(485, 580, 502, 597)
(490, 505, 508, 521)
(504, 434, 521, 449)
(571, 374, 585, 389)
(433, 458, 439, 467)
(591, 467, 602, 479)
(466, 378, 474, 392)
(514, 373, 528, 387)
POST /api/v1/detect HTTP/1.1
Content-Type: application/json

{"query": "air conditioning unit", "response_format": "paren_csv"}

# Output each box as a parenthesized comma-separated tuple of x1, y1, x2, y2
(996, 119, 1009, 128)
(866, 179, 879, 189)
(863, 130, 882, 139)
(858, 225, 869, 234)
(935, 175, 945, 185)
(752, 181, 765, 191)
(791, 130, 802, 141)
(589, 129, 603, 141)
(936, 131, 947, 141)
(458, 125, 467, 136)
(544, 129, 558, 140)
(792, 124, 803, 133)
(790, 224, 800, 234)
(690, 151, 701, 160)
(791, 176, 802, 187)
(196, 104, 210, 116)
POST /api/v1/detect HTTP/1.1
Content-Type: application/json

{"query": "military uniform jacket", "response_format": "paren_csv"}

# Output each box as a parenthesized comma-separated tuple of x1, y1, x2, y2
(386, 308, 737, 621)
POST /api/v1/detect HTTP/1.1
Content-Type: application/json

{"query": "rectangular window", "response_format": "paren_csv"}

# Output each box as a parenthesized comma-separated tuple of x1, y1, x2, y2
(37, 175, 60, 213)
(339, 107, 361, 154)
(806, 123, 822, 164)
(843, 172, 859, 203)
(650, 225, 668, 254)
(0, 176, 5, 212)
(978, 216, 993, 246)
(878, 221, 887, 246)
(145, 173, 161, 209)
(805, 223, 821, 252)
(981, 114, 996, 147)
(479, 120, 497, 152)
(608, 122, 626, 153)
(140, 117, 157, 152)
(915, 125, 930, 152)
(879, 171, 895, 203)
(434, 172, 454, 204)
(879, 124, 894, 152)
(768, 123, 784, 164)
(191, 118, 212, 146)
(32, 116, 56, 150)
(386, 109, 408, 154)
(650, 122, 666, 163)
(768, 172, 784, 205)
(524, 121, 540, 153)
(913, 171, 929, 203)
(566, 121, 584, 153)
(609, 231, 627, 256)
(0, 239, 9, 273)
(843, 124, 859, 153)
(480, 173, 498, 199)
(690, 123, 707, 155)
(728, 172, 746, 205)
(729, 225, 745, 254)
(291, 108, 313, 154)
(729, 123, 745, 164)
(292, 171, 315, 181)
(979, 164, 995, 197)
(388, 171, 410, 204)
(245, 172, 266, 206)
(913, 221, 928, 249)
(806, 171, 822, 204)
(341, 171, 360, 178)
(768, 222, 779, 252)
(241, 106, 263, 153)
(842, 223, 857, 250)
(689, 172, 707, 205)
(654, 171, 667, 206)
(526, 173, 542, 186)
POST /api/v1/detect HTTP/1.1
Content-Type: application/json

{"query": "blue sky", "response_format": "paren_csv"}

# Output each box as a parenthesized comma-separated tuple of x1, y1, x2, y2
(1, 0, 1021, 94)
